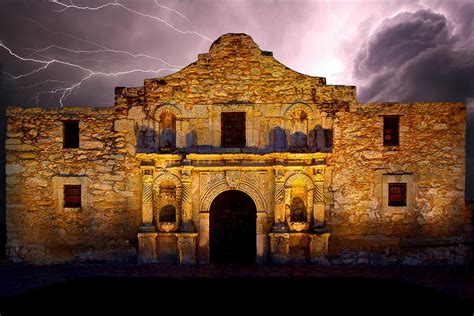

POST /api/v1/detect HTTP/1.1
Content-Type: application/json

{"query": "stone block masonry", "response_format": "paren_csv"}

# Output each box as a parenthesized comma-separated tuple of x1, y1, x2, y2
(5, 33, 467, 265)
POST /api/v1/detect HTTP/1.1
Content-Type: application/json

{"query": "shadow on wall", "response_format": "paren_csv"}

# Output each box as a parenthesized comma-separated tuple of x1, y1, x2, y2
(0, 62, 6, 258)
(135, 123, 334, 154)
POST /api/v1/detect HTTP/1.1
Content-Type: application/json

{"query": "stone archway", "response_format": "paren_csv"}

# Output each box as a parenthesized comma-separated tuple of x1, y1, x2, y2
(209, 190, 257, 263)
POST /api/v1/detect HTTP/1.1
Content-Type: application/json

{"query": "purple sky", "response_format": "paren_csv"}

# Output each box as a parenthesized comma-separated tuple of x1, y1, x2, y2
(0, 0, 472, 198)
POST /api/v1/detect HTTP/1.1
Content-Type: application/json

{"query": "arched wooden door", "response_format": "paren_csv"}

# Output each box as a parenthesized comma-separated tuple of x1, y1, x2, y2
(210, 190, 256, 263)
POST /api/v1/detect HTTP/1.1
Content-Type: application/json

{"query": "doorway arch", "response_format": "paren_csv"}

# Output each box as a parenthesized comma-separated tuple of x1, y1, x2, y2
(210, 190, 257, 264)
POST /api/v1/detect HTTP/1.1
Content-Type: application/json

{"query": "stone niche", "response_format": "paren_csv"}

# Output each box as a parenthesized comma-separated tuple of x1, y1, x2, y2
(270, 170, 330, 264)
(153, 173, 182, 232)
(157, 110, 177, 151)
(285, 173, 314, 232)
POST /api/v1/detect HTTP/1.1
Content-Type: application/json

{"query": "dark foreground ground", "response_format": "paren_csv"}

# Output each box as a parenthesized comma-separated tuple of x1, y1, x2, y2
(0, 263, 473, 315)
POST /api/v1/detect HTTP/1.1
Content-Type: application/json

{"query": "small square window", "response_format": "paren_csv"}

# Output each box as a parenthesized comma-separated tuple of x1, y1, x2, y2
(388, 183, 407, 207)
(63, 121, 79, 148)
(383, 116, 399, 146)
(64, 185, 81, 208)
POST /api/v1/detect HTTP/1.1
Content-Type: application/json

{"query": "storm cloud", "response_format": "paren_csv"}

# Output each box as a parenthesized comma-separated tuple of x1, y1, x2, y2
(354, 8, 474, 103)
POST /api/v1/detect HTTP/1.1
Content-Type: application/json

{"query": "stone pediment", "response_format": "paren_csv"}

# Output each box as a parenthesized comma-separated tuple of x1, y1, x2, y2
(143, 33, 327, 88)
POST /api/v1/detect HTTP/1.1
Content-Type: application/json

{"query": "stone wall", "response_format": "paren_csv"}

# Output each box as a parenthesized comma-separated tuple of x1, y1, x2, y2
(114, 33, 355, 154)
(5, 33, 468, 265)
(6, 106, 141, 263)
(330, 102, 466, 264)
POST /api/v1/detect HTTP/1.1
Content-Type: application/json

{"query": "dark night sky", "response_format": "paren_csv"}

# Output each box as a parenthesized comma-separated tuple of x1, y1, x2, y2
(0, 0, 473, 223)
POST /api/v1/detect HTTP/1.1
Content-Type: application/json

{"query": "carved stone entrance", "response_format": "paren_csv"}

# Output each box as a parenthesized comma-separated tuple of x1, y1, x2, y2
(210, 190, 257, 263)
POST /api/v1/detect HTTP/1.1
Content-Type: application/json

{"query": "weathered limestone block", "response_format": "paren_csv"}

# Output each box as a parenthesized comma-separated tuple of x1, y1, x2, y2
(138, 232, 158, 263)
(114, 119, 134, 132)
(156, 233, 178, 263)
(81, 140, 104, 149)
(309, 233, 330, 265)
(177, 233, 198, 265)
(289, 233, 310, 264)
(269, 233, 290, 264)
(5, 164, 25, 175)
(198, 213, 210, 264)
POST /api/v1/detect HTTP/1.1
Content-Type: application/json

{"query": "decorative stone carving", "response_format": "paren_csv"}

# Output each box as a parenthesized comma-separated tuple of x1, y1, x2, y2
(158, 222, 177, 232)
(205, 172, 225, 188)
(199, 171, 267, 213)
(275, 168, 286, 182)
(273, 171, 287, 232)
(274, 183, 285, 204)
(155, 106, 180, 151)
(314, 182, 324, 203)
(284, 172, 314, 229)
(225, 170, 241, 188)
(153, 172, 182, 189)
(284, 172, 314, 190)
(141, 171, 155, 231)
(314, 170, 324, 182)
(181, 185, 191, 204)
(288, 221, 309, 232)
(282, 102, 314, 120)
(153, 103, 182, 120)
(153, 172, 182, 229)
(180, 171, 194, 232)
(143, 183, 153, 203)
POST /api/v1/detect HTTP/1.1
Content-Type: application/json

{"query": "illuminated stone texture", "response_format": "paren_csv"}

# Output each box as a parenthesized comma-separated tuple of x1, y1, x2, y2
(5, 33, 466, 265)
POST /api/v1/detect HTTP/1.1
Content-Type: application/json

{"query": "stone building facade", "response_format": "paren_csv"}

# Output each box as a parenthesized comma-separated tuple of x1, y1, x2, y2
(5, 34, 468, 265)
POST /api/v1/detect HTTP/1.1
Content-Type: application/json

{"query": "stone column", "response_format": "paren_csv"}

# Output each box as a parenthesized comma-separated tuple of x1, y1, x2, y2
(272, 168, 288, 232)
(269, 233, 290, 264)
(177, 233, 198, 265)
(138, 232, 158, 263)
(180, 168, 195, 232)
(256, 212, 269, 264)
(198, 212, 210, 264)
(309, 233, 330, 265)
(140, 169, 155, 232)
(313, 181, 325, 227)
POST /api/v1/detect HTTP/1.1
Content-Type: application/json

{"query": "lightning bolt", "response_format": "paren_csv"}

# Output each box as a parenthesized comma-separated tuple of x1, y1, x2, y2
(23, 44, 182, 68)
(49, 0, 212, 42)
(0, 42, 179, 106)
(1, 1, 209, 107)
(153, 1, 197, 31)
(24, 17, 182, 68)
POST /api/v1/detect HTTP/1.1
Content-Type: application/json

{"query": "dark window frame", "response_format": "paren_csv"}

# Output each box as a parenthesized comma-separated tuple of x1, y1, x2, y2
(64, 185, 81, 208)
(221, 112, 246, 148)
(383, 116, 400, 146)
(63, 120, 80, 149)
(388, 183, 407, 207)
